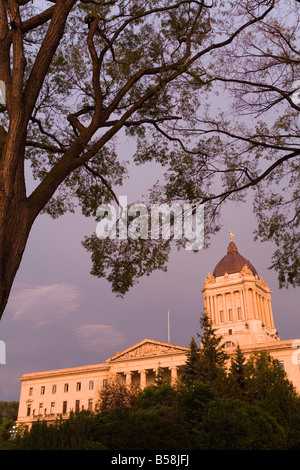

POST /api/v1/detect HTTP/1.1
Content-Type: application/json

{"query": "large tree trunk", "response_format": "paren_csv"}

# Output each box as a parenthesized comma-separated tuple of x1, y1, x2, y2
(0, 194, 34, 320)
(0, 120, 35, 320)
(0, 0, 77, 321)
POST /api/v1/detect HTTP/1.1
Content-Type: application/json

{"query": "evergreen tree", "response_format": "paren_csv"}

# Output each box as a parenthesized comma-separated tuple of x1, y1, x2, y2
(244, 351, 296, 405)
(196, 312, 229, 386)
(181, 337, 200, 387)
(154, 365, 169, 387)
(230, 344, 247, 394)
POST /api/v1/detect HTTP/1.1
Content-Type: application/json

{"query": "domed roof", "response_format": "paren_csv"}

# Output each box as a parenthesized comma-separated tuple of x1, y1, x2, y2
(212, 241, 258, 277)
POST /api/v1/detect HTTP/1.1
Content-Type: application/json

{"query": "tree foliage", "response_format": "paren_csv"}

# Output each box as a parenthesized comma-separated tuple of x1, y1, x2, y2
(96, 374, 140, 412)
(92, 407, 193, 450)
(8, 365, 300, 450)
(244, 351, 297, 405)
(181, 336, 200, 386)
(181, 312, 229, 386)
(192, 398, 286, 450)
(0, 0, 292, 320)
(0, 401, 19, 420)
(152, 0, 300, 287)
(229, 343, 247, 396)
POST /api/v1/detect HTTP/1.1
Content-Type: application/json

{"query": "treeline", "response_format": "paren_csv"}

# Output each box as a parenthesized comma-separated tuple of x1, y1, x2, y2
(0, 401, 19, 445)
(3, 314, 300, 450)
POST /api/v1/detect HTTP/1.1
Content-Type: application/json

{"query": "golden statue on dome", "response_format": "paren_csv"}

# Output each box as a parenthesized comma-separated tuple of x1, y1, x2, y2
(229, 229, 235, 242)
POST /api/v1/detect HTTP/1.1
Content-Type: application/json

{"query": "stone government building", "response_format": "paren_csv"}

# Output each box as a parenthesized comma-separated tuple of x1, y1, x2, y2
(16, 237, 300, 429)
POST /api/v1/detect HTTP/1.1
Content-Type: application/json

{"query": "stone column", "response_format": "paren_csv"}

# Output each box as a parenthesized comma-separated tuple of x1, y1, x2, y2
(258, 294, 263, 323)
(244, 288, 252, 320)
(262, 297, 267, 326)
(252, 288, 258, 320)
(268, 299, 274, 327)
(169, 366, 178, 386)
(242, 289, 247, 320)
(233, 290, 237, 321)
(255, 292, 260, 322)
(125, 372, 133, 387)
(222, 294, 226, 322)
(138, 370, 148, 389)
(212, 295, 216, 323)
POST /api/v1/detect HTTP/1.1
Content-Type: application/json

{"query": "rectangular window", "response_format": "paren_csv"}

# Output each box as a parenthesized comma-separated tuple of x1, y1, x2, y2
(64, 383, 69, 392)
(279, 361, 285, 370)
(39, 403, 43, 415)
(237, 307, 242, 320)
(75, 400, 80, 412)
(63, 401, 67, 414)
(248, 289, 256, 318)
(50, 402, 55, 414)
(219, 310, 224, 322)
(217, 295, 223, 323)
(88, 399, 93, 412)
(89, 380, 94, 390)
(103, 379, 108, 388)
(29, 387, 33, 396)
(52, 384, 57, 394)
(235, 291, 242, 319)
(226, 293, 233, 321)
(76, 382, 81, 391)
(27, 404, 31, 417)
(40, 386, 45, 395)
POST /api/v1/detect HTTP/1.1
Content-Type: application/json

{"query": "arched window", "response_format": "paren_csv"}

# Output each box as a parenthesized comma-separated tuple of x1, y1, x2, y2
(224, 341, 235, 348)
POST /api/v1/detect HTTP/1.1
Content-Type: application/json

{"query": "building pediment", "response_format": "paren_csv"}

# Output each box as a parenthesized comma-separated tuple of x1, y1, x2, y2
(107, 339, 188, 362)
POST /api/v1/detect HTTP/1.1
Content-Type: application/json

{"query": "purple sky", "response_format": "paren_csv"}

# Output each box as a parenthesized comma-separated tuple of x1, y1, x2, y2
(0, 147, 299, 402)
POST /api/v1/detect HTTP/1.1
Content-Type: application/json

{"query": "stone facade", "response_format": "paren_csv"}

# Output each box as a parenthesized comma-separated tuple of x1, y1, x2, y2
(16, 239, 300, 429)
(16, 339, 188, 428)
(202, 266, 278, 346)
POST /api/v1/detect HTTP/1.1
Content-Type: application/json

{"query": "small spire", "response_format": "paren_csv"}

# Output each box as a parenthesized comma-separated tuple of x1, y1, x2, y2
(227, 241, 238, 253)
(228, 230, 237, 253)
